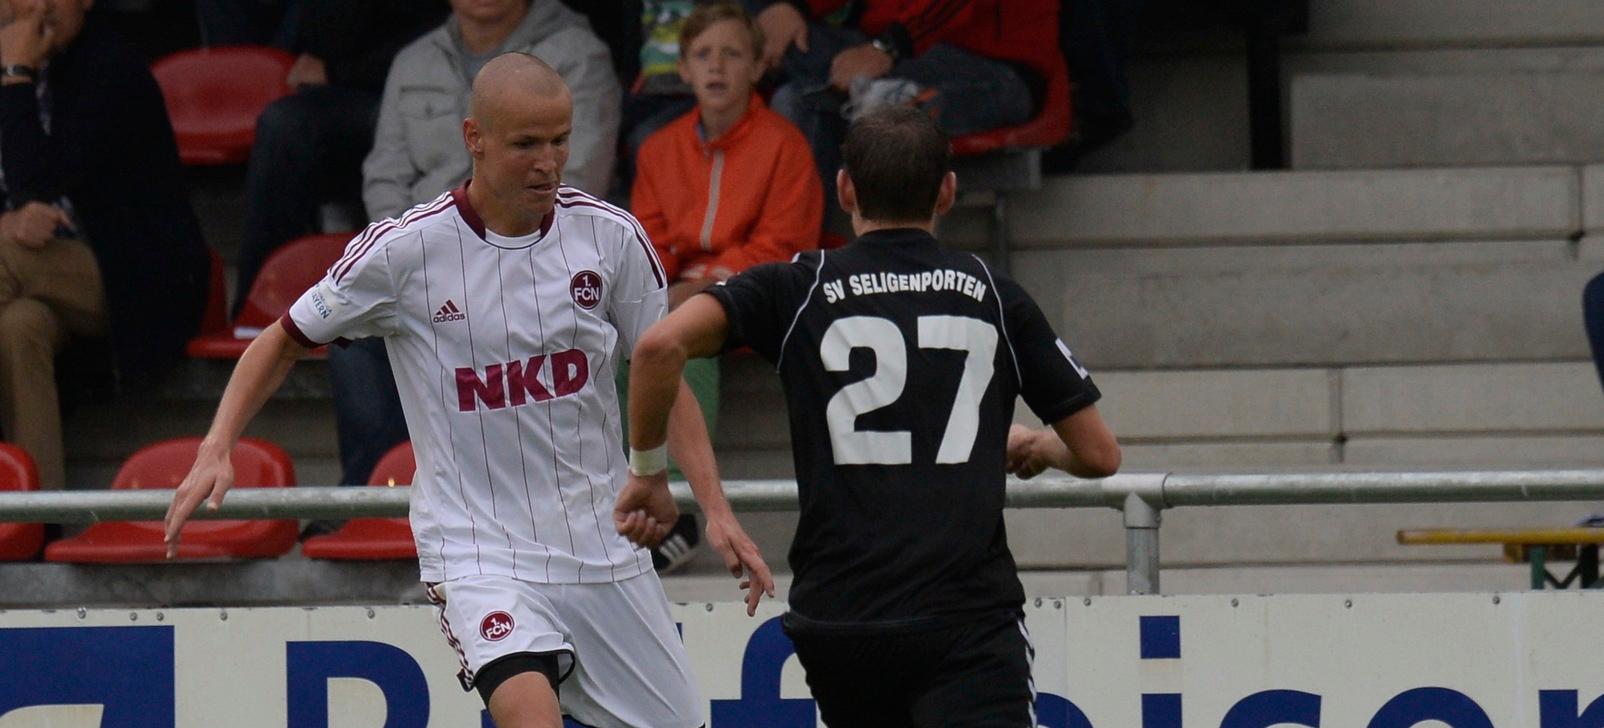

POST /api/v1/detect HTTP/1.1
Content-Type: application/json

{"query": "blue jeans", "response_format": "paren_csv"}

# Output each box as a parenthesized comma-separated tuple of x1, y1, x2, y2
(769, 23, 1035, 201)
(328, 337, 408, 486)
(1586, 272, 1604, 397)
(235, 85, 380, 317)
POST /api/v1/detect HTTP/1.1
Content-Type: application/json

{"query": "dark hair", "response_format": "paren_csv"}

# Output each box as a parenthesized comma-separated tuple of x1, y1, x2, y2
(840, 105, 951, 223)
(679, 2, 765, 59)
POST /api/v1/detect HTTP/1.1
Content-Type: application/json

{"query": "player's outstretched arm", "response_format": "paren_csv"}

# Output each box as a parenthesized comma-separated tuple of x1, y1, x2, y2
(1006, 406, 1122, 480)
(163, 322, 311, 557)
(621, 294, 776, 614)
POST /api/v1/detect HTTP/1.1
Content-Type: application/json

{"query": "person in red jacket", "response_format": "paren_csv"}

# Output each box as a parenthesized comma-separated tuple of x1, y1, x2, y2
(750, 0, 1061, 200)
(624, 0, 823, 572)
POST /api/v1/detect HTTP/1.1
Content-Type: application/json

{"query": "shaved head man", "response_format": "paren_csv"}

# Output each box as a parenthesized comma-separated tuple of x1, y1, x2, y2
(463, 53, 573, 237)
(164, 51, 772, 728)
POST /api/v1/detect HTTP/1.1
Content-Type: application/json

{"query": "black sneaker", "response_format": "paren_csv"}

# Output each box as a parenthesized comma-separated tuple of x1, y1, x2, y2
(651, 514, 701, 574)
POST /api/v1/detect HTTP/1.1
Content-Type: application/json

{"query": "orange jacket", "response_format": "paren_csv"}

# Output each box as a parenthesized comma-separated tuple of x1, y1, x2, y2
(632, 95, 823, 282)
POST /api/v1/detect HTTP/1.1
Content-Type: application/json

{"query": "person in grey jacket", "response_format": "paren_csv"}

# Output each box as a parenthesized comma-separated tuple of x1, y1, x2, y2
(362, 0, 620, 220)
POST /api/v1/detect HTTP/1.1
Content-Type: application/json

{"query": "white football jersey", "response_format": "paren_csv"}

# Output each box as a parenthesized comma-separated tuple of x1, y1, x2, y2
(285, 183, 668, 584)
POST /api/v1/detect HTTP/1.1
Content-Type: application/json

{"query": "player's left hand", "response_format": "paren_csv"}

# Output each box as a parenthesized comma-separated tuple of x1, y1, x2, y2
(829, 43, 894, 91)
(613, 472, 676, 548)
(704, 513, 775, 616)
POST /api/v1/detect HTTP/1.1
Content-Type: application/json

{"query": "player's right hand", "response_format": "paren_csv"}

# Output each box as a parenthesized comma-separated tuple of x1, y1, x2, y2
(163, 439, 235, 559)
(1005, 424, 1051, 480)
(613, 473, 676, 548)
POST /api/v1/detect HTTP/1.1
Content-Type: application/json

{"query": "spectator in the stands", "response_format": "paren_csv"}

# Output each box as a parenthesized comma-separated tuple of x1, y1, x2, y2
(622, 1, 823, 569)
(0, 0, 208, 489)
(750, 0, 1060, 200)
(362, 0, 620, 220)
(194, 0, 299, 48)
(328, 0, 621, 501)
(616, 0, 697, 195)
(232, 0, 446, 315)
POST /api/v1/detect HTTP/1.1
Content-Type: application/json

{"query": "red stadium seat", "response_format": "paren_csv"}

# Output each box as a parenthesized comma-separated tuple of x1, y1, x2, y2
(44, 437, 298, 563)
(186, 233, 352, 359)
(302, 442, 417, 560)
(196, 248, 227, 341)
(152, 46, 294, 165)
(0, 444, 43, 561)
(951, 56, 1072, 156)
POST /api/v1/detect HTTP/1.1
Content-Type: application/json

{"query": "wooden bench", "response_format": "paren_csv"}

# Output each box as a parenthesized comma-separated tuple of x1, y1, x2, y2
(1397, 528, 1604, 589)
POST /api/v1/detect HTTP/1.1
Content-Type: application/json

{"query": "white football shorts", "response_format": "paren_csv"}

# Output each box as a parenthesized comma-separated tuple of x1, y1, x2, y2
(427, 570, 703, 727)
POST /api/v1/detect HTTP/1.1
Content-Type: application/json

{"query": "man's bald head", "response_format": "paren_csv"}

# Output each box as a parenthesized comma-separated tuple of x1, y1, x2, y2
(469, 52, 570, 129)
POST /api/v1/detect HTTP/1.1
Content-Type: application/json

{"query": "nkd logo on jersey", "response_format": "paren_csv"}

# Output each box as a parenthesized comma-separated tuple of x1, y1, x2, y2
(571, 270, 602, 310)
(457, 350, 589, 412)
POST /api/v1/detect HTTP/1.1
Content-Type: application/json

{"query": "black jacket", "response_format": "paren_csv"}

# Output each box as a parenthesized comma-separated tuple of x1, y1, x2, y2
(0, 15, 209, 383)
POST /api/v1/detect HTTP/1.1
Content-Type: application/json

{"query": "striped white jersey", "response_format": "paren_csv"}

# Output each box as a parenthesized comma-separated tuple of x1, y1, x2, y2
(284, 183, 668, 584)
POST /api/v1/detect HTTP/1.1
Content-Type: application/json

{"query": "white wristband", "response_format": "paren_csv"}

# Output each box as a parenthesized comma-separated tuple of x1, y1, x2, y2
(629, 445, 669, 477)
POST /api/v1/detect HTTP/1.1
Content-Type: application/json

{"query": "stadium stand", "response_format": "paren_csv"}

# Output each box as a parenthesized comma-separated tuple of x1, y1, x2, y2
(13, 0, 1601, 600)
(301, 442, 417, 561)
(186, 232, 349, 359)
(0, 444, 42, 561)
(152, 45, 294, 165)
(45, 437, 298, 563)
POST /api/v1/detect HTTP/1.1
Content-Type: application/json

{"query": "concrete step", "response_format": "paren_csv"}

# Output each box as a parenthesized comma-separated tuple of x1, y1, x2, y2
(1296, 0, 1604, 51)
(1292, 72, 1604, 169)
(1012, 239, 1594, 368)
(956, 166, 1580, 248)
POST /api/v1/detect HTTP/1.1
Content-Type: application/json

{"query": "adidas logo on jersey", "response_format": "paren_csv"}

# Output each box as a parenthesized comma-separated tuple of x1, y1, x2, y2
(433, 300, 466, 323)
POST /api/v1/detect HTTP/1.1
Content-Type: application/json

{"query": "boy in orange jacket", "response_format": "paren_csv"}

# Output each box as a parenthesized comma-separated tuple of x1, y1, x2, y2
(624, 1, 824, 572)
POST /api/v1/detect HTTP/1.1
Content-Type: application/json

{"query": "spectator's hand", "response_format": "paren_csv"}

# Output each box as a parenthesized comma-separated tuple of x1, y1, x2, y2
(756, 3, 808, 70)
(286, 53, 328, 89)
(1005, 423, 1054, 480)
(830, 44, 894, 91)
(614, 472, 676, 548)
(704, 512, 775, 616)
(163, 438, 235, 559)
(0, 0, 50, 70)
(0, 202, 69, 249)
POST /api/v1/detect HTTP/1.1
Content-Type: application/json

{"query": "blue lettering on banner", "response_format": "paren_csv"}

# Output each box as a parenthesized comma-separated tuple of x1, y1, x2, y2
(1540, 690, 1604, 727)
(1367, 687, 1494, 728)
(1144, 693, 1183, 728)
(1035, 693, 1096, 728)
(286, 640, 429, 728)
(709, 616, 817, 727)
(1139, 616, 1182, 660)
(1220, 690, 1322, 728)
(0, 626, 175, 727)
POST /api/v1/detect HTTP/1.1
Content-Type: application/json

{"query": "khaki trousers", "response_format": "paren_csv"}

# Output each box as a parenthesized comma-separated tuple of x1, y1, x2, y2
(0, 237, 106, 489)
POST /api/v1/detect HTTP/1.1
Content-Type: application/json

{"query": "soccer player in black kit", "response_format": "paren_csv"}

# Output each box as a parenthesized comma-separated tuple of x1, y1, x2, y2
(618, 105, 1122, 727)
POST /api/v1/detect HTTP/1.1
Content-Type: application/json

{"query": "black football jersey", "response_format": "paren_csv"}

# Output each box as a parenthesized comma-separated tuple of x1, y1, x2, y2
(706, 228, 1100, 632)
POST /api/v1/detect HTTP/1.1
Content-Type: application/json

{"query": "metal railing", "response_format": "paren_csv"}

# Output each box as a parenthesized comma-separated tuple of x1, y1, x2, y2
(4, 468, 1604, 595)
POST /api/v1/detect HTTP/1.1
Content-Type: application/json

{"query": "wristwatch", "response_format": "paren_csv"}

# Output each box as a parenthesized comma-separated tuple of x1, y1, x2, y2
(1, 65, 36, 81)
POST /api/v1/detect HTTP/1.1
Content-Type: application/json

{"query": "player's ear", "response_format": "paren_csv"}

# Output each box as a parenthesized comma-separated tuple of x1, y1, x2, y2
(463, 117, 483, 158)
(836, 169, 857, 215)
(933, 171, 957, 216)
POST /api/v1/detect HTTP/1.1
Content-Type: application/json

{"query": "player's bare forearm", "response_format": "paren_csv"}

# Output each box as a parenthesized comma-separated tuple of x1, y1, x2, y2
(1050, 406, 1122, 479)
(204, 321, 310, 450)
(166, 322, 311, 555)
(629, 294, 732, 452)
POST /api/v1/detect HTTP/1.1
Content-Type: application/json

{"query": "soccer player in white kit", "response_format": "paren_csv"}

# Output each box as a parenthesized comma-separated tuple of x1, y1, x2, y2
(163, 53, 775, 728)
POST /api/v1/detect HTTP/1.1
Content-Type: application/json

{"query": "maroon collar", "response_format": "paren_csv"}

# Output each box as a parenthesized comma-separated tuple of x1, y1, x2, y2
(450, 179, 555, 240)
